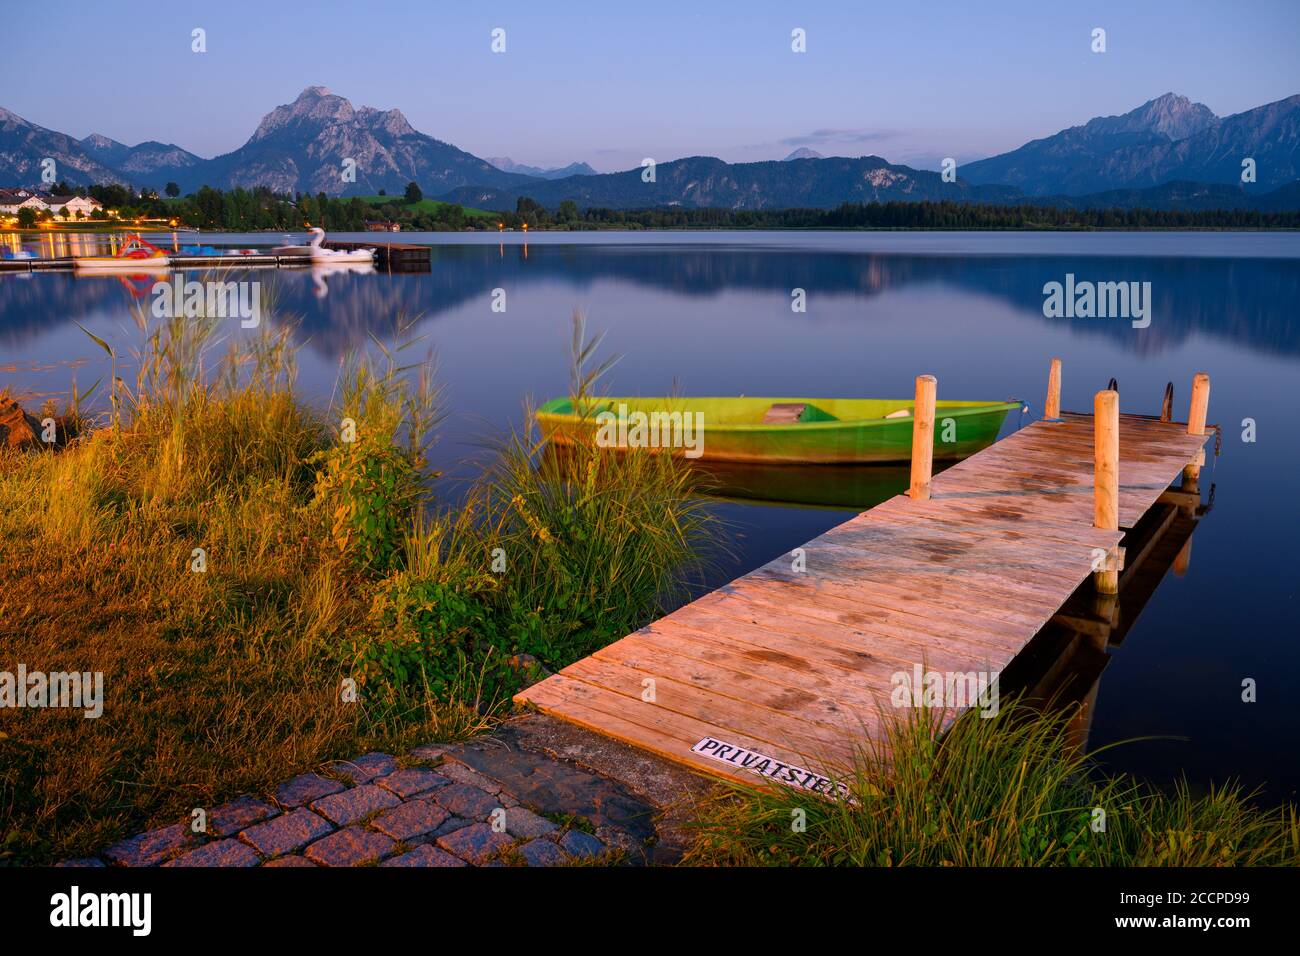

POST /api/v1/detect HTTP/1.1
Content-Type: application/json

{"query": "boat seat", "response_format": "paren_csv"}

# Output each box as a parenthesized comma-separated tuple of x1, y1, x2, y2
(763, 403, 807, 424)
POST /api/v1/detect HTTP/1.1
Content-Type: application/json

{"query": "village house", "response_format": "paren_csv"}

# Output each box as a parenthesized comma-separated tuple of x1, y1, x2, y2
(0, 189, 103, 217)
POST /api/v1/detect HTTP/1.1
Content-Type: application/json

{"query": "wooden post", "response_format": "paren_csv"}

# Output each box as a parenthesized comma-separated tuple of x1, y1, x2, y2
(1093, 389, 1119, 594)
(1160, 382, 1174, 423)
(1044, 357, 1062, 421)
(1183, 372, 1210, 485)
(1173, 535, 1193, 577)
(908, 375, 937, 501)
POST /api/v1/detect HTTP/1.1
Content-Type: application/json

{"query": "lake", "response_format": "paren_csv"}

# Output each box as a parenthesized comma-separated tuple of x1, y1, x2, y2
(3, 229, 1297, 803)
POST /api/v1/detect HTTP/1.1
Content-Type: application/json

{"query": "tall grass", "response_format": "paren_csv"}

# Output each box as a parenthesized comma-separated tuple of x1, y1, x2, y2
(355, 310, 720, 695)
(684, 700, 1300, 866)
(0, 297, 470, 866)
(0, 303, 720, 864)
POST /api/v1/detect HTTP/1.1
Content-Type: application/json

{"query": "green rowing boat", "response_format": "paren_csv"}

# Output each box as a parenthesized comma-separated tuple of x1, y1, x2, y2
(536, 396, 1022, 465)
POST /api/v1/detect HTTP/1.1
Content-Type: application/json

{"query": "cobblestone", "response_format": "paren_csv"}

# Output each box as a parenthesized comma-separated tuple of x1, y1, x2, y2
(503, 806, 559, 840)
(559, 829, 605, 859)
(518, 838, 569, 867)
(240, 808, 333, 857)
(276, 773, 345, 808)
(328, 752, 398, 785)
(375, 768, 451, 799)
(208, 796, 279, 837)
(371, 799, 450, 841)
(103, 823, 193, 867)
(304, 826, 395, 867)
(381, 845, 467, 867)
(433, 783, 501, 822)
(310, 784, 401, 826)
(436, 823, 515, 863)
(164, 839, 261, 867)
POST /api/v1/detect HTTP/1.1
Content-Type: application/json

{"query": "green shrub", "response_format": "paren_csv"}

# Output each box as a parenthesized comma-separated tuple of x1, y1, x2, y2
(308, 438, 418, 573)
(304, 335, 442, 574)
(358, 572, 514, 698)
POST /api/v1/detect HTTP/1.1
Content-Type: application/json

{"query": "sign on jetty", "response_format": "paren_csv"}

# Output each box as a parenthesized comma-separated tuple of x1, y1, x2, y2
(516, 364, 1214, 791)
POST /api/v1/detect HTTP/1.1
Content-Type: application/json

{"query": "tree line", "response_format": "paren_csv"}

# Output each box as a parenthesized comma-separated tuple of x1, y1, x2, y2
(34, 182, 1300, 231)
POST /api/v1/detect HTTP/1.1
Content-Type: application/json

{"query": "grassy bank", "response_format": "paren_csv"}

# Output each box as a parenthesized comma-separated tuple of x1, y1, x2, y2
(685, 700, 1300, 866)
(0, 309, 714, 865)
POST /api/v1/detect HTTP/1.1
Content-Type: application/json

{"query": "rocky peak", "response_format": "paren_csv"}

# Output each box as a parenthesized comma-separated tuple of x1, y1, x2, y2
(0, 106, 32, 129)
(1087, 93, 1219, 142)
(249, 86, 358, 142)
(81, 133, 123, 149)
(356, 105, 416, 138)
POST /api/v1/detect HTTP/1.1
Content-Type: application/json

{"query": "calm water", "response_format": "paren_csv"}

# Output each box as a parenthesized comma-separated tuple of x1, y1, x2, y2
(3, 230, 1298, 802)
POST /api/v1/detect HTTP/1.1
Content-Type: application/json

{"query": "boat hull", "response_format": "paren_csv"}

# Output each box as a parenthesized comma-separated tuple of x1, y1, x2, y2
(74, 256, 170, 272)
(312, 249, 374, 263)
(536, 396, 1021, 465)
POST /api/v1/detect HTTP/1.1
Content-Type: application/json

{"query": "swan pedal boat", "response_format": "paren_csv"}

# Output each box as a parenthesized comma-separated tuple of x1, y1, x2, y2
(272, 227, 375, 263)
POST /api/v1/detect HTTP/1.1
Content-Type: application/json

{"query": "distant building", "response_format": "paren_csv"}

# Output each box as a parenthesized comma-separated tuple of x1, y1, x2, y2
(0, 190, 103, 217)
(0, 190, 47, 214)
(365, 220, 401, 232)
(48, 195, 103, 217)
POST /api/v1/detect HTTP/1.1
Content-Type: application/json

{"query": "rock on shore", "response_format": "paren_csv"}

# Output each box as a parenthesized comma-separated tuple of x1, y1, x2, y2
(0, 391, 42, 450)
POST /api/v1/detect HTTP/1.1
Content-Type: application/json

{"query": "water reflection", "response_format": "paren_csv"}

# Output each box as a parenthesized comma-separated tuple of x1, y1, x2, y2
(693, 460, 912, 510)
(3, 242, 1298, 358)
(1003, 478, 1208, 764)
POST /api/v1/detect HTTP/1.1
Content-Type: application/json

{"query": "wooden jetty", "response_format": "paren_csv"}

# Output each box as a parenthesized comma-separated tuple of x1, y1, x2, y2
(0, 254, 279, 273)
(516, 364, 1214, 792)
(322, 240, 431, 273)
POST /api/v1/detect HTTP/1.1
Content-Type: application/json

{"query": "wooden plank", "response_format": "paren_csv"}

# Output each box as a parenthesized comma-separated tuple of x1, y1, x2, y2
(522, 675, 854, 786)
(673, 595, 1013, 673)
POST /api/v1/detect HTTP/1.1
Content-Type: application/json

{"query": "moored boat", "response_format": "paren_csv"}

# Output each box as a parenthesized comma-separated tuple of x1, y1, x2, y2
(536, 395, 1022, 464)
(74, 233, 170, 272)
(272, 227, 374, 263)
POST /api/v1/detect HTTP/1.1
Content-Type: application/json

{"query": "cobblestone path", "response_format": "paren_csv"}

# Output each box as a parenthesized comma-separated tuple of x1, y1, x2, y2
(59, 715, 712, 868)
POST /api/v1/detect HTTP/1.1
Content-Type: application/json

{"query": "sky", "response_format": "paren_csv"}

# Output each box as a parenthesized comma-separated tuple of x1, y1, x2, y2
(4, 0, 1298, 173)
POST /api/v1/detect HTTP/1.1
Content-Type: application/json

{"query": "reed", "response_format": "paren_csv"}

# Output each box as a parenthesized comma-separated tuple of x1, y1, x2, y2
(0, 306, 719, 864)
(353, 311, 720, 699)
(683, 700, 1300, 866)
(0, 305, 470, 866)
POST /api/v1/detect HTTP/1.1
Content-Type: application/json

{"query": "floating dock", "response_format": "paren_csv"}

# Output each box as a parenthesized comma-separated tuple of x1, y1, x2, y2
(0, 241, 431, 274)
(516, 366, 1214, 792)
(323, 240, 431, 272)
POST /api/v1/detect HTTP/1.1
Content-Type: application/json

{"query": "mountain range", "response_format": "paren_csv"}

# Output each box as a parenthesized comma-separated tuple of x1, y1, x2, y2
(2, 87, 1298, 211)
(486, 157, 597, 179)
(962, 92, 1300, 195)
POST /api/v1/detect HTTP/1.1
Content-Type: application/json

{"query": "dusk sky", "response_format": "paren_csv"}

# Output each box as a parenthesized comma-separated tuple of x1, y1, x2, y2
(5, 0, 1298, 172)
